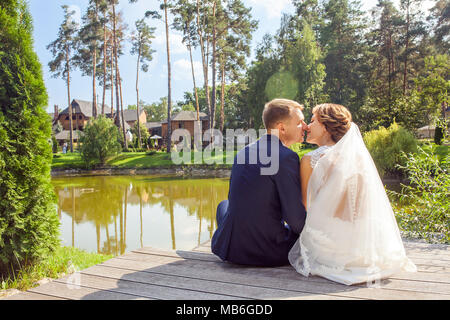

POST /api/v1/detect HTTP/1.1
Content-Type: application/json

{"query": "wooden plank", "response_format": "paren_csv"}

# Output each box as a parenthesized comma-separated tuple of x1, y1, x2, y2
(3, 291, 67, 300)
(135, 247, 223, 263)
(405, 252, 450, 262)
(414, 265, 450, 274)
(407, 256, 450, 268)
(54, 272, 246, 300)
(120, 252, 450, 296)
(105, 253, 449, 300)
(135, 247, 450, 275)
(192, 246, 213, 253)
(80, 264, 356, 300)
(403, 241, 450, 251)
(28, 280, 150, 300)
(390, 271, 450, 284)
(200, 240, 450, 257)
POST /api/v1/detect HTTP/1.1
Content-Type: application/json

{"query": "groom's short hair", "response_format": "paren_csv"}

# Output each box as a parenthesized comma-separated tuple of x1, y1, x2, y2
(262, 99, 304, 130)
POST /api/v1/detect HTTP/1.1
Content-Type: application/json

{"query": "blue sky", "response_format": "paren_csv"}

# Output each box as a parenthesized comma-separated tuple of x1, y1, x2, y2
(28, 0, 432, 113)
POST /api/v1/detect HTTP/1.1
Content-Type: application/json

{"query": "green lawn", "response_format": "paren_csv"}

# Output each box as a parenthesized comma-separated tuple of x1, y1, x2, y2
(1, 246, 112, 292)
(52, 148, 316, 170)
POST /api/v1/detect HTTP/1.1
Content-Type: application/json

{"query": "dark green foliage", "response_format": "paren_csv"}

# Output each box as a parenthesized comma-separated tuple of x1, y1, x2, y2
(52, 135, 59, 153)
(79, 115, 122, 168)
(363, 122, 418, 176)
(130, 123, 150, 148)
(0, 0, 60, 275)
(391, 146, 449, 244)
(434, 126, 444, 145)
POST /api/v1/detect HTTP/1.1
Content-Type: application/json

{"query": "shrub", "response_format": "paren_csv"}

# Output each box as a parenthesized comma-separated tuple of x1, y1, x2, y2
(0, 0, 60, 275)
(289, 143, 304, 154)
(130, 123, 150, 149)
(363, 122, 417, 176)
(52, 135, 58, 153)
(79, 115, 122, 168)
(390, 147, 449, 244)
(434, 126, 444, 145)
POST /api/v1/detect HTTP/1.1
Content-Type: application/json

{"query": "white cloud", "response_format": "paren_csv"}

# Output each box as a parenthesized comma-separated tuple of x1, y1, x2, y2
(67, 5, 82, 26)
(154, 32, 188, 55)
(247, 0, 293, 19)
(172, 59, 203, 81)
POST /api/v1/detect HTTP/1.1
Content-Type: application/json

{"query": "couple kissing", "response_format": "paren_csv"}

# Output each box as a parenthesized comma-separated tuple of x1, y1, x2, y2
(211, 98, 416, 286)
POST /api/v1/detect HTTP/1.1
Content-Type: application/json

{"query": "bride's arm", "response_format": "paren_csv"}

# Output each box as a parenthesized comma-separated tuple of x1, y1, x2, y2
(300, 156, 313, 208)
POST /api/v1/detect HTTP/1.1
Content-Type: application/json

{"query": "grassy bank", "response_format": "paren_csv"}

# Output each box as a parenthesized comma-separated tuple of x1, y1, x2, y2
(0, 246, 113, 293)
(52, 148, 315, 170)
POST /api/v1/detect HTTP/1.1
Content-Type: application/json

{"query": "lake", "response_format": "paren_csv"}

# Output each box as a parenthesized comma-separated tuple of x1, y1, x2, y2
(52, 174, 403, 256)
(52, 175, 229, 256)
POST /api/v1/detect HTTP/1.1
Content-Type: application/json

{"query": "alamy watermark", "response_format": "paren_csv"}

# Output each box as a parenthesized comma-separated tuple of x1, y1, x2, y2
(169, 122, 280, 175)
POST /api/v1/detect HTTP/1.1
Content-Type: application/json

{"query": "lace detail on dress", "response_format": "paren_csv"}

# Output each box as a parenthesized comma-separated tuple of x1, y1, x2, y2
(306, 146, 333, 169)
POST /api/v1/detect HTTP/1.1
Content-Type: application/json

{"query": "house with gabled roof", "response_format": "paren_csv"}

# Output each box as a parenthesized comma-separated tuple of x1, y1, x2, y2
(53, 99, 131, 146)
(56, 99, 114, 131)
(122, 109, 147, 128)
(161, 110, 210, 143)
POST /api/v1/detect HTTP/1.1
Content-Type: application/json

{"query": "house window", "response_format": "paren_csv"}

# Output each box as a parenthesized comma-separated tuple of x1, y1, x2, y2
(179, 122, 183, 129)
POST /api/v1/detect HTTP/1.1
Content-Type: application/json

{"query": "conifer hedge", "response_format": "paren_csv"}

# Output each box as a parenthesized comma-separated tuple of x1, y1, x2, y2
(0, 0, 60, 275)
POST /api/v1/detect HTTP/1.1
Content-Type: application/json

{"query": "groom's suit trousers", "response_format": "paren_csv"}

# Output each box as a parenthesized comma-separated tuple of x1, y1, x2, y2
(211, 134, 307, 267)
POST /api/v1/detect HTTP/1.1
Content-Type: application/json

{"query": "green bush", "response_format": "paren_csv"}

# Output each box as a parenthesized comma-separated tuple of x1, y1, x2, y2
(130, 123, 150, 148)
(363, 122, 418, 176)
(390, 147, 449, 244)
(434, 126, 444, 145)
(79, 115, 122, 168)
(52, 135, 58, 153)
(0, 0, 60, 275)
(289, 143, 304, 154)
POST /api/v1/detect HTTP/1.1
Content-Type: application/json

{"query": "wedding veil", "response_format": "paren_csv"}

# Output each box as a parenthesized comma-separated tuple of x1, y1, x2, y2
(288, 123, 417, 285)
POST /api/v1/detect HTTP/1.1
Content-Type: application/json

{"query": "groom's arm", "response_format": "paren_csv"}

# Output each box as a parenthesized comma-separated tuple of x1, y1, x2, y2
(273, 152, 307, 235)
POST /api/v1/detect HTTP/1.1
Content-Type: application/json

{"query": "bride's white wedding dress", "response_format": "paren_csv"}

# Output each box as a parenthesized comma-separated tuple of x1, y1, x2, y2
(288, 123, 417, 285)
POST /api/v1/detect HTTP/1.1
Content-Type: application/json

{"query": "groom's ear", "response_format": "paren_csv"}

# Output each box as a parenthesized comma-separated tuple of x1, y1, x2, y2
(275, 121, 285, 134)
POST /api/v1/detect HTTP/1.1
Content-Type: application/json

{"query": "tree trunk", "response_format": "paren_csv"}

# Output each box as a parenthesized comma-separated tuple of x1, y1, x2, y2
(403, 2, 410, 96)
(102, 21, 107, 115)
(220, 60, 225, 132)
(196, 0, 211, 130)
(136, 46, 142, 148)
(187, 22, 200, 121)
(110, 36, 114, 115)
(92, 2, 98, 119)
(92, 50, 97, 119)
(112, 3, 121, 128)
(206, 38, 211, 131)
(118, 67, 128, 149)
(211, 1, 217, 130)
(66, 45, 73, 153)
(164, 0, 172, 153)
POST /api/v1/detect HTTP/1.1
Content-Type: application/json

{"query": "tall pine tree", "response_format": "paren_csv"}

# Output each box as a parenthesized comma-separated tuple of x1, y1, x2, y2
(0, 0, 60, 274)
(47, 5, 79, 153)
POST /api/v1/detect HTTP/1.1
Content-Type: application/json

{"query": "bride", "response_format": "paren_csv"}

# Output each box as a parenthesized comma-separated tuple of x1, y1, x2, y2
(288, 103, 417, 285)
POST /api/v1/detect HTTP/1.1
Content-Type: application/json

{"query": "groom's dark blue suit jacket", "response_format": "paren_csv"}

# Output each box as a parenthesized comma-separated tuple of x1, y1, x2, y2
(211, 134, 307, 267)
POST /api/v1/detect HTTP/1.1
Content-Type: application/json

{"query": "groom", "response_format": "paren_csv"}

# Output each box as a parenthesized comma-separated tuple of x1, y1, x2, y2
(211, 99, 308, 267)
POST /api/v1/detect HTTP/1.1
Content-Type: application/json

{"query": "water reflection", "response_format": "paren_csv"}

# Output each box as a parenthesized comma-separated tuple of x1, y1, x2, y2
(53, 175, 229, 256)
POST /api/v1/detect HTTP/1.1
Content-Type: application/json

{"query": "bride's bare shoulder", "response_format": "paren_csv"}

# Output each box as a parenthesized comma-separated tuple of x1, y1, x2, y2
(300, 155, 313, 172)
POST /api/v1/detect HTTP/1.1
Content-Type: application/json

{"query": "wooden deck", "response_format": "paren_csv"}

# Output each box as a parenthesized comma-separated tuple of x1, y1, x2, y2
(4, 240, 450, 300)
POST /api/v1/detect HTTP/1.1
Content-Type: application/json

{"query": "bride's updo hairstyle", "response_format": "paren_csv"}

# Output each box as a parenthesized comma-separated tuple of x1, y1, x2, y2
(312, 103, 352, 143)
